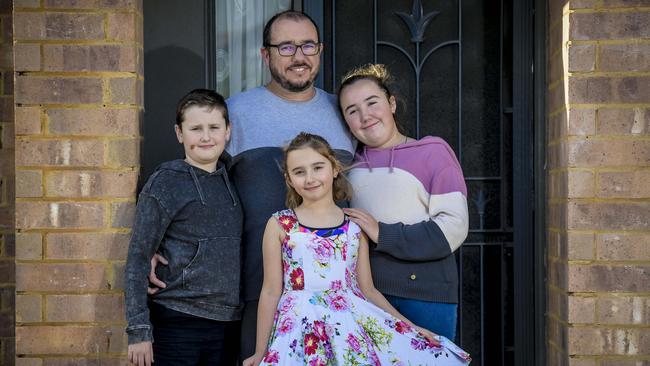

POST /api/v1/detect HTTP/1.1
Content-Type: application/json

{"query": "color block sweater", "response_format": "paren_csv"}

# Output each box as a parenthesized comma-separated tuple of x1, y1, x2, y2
(348, 136, 469, 303)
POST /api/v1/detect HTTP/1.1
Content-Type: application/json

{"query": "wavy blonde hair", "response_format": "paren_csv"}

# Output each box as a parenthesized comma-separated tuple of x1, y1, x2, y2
(282, 132, 352, 209)
(338, 63, 393, 100)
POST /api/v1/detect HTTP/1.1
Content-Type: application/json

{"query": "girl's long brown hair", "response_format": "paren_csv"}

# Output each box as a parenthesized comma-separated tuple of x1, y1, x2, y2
(282, 132, 352, 209)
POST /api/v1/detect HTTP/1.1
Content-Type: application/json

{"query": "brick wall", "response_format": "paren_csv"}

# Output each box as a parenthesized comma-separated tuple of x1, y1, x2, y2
(13, 1, 143, 364)
(0, 0, 15, 364)
(547, 1, 650, 365)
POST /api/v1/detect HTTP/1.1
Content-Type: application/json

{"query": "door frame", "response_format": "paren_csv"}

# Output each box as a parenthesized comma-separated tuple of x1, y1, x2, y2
(511, 0, 546, 364)
(533, 0, 547, 365)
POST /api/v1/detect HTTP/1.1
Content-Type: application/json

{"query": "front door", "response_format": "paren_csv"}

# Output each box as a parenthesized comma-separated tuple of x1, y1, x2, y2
(312, 1, 539, 364)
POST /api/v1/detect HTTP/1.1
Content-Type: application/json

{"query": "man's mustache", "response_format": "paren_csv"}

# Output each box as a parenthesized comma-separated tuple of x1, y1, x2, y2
(287, 63, 311, 70)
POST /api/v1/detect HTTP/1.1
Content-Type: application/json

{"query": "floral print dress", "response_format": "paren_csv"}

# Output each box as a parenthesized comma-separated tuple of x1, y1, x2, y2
(260, 210, 471, 366)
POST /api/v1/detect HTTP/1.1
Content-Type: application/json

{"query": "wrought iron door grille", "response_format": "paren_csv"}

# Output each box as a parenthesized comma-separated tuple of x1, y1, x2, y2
(325, 0, 519, 364)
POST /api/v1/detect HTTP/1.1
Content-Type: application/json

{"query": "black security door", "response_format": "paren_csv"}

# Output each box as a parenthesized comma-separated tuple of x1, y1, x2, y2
(309, 0, 542, 364)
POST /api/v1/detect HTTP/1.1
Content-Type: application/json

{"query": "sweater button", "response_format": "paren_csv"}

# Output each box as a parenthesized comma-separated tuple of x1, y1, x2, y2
(410, 274, 417, 280)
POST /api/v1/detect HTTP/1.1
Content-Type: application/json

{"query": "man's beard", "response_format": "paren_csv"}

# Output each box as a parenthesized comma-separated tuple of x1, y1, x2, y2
(269, 61, 318, 92)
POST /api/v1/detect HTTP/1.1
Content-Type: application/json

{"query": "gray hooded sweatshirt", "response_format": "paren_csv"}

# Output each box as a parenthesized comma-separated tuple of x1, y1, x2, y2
(125, 158, 243, 344)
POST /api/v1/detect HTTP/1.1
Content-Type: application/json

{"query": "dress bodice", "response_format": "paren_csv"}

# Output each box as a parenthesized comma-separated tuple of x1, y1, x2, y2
(273, 210, 363, 296)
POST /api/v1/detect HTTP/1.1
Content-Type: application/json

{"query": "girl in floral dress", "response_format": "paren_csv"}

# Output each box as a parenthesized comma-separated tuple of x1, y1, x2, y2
(242, 132, 471, 366)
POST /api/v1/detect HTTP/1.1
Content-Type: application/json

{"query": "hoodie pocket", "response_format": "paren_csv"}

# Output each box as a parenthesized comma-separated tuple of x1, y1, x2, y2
(182, 237, 241, 300)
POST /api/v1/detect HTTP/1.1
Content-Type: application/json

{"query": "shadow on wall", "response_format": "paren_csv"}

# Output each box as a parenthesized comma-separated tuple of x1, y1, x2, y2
(140, 45, 205, 192)
(0, 0, 16, 363)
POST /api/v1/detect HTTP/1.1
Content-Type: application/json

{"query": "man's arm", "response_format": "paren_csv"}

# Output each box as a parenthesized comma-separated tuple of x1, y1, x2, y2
(147, 254, 168, 295)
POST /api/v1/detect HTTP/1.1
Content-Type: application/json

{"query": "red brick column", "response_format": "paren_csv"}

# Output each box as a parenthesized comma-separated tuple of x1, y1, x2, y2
(13, 1, 143, 364)
(547, 1, 650, 365)
(0, 0, 15, 364)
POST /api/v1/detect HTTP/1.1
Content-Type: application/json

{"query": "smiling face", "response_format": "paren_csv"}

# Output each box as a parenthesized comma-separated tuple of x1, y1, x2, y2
(285, 147, 338, 205)
(175, 105, 230, 172)
(262, 18, 321, 93)
(339, 79, 400, 149)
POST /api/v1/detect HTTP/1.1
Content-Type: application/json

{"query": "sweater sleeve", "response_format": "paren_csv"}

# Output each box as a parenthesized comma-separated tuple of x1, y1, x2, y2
(375, 160, 469, 262)
(376, 220, 454, 261)
(124, 193, 172, 344)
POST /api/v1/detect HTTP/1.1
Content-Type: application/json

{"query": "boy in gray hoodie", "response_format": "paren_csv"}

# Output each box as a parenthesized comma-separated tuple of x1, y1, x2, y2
(125, 89, 243, 366)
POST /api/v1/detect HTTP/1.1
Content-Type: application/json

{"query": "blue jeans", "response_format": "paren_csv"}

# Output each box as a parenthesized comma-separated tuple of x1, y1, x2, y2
(385, 295, 458, 341)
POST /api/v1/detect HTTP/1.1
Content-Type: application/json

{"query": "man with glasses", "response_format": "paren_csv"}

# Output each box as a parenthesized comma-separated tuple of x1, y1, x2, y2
(148, 10, 355, 363)
(228, 11, 355, 360)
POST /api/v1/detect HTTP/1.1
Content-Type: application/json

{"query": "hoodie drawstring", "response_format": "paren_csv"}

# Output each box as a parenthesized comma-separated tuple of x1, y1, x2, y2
(360, 146, 396, 172)
(189, 167, 206, 206)
(221, 169, 237, 206)
(389, 145, 396, 173)
(189, 165, 238, 207)
(361, 137, 405, 173)
(362, 148, 373, 172)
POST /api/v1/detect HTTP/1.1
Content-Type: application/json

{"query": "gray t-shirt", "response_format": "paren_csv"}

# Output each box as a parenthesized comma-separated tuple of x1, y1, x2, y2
(228, 87, 355, 155)
(226, 86, 355, 301)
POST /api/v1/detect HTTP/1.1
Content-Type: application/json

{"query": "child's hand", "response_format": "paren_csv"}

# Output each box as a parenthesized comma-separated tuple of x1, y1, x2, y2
(128, 341, 153, 366)
(242, 352, 264, 366)
(343, 208, 379, 243)
(147, 253, 168, 295)
(414, 325, 441, 346)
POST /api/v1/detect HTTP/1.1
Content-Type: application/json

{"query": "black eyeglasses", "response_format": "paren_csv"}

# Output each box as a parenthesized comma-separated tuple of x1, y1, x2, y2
(265, 42, 321, 57)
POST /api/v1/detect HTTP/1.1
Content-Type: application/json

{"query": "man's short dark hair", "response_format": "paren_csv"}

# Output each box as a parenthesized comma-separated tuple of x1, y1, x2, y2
(263, 10, 320, 46)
